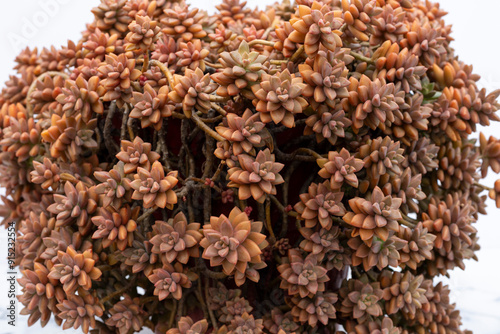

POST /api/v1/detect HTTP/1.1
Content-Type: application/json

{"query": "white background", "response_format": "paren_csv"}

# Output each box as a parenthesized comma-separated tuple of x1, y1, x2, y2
(0, 1, 499, 333)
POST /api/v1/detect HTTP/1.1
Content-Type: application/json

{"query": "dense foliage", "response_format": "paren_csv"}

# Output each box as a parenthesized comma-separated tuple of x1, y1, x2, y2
(1, 0, 499, 333)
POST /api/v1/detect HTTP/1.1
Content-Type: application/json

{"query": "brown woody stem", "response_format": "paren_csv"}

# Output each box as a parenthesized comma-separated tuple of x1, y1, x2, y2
(211, 162, 225, 183)
(201, 115, 223, 123)
(401, 213, 419, 224)
(295, 218, 302, 231)
(150, 59, 174, 88)
(127, 119, 135, 140)
(171, 111, 187, 119)
(351, 266, 362, 279)
(262, 18, 279, 40)
(186, 177, 222, 193)
(248, 39, 276, 47)
(350, 51, 374, 64)
(176, 294, 185, 319)
(265, 196, 276, 243)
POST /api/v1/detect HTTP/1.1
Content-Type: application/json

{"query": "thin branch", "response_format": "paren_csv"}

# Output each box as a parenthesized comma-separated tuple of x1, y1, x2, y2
(200, 115, 223, 123)
(142, 53, 150, 73)
(351, 266, 362, 279)
(269, 194, 298, 218)
(474, 182, 493, 192)
(127, 108, 136, 140)
(195, 281, 209, 322)
(294, 147, 324, 160)
(101, 276, 136, 303)
(290, 45, 305, 62)
(176, 294, 185, 319)
(186, 177, 222, 193)
(121, 104, 130, 140)
(401, 213, 419, 225)
(208, 95, 230, 103)
(270, 60, 289, 65)
(171, 111, 187, 119)
(175, 180, 197, 199)
(149, 59, 174, 88)
(274, 147, 320, 162)
(137, 207, 157, 223)
(398, 219, 416, 229)
(203, 262, 227, 279)
(168, 299, 177, 329)
(156, 120, 172, 170)
(204, 277, 218, 331)
(265, 196, 276, 243)
(280, 161, 299, 237)
(104, 101, 119, 155)
(205, 61, 223, 69)
(262, 17, 279, 40)
(211, 162, 225, 184)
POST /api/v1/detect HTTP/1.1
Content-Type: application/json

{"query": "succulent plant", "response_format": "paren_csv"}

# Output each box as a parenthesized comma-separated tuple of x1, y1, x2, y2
(1, 0, 498, 333)
(200, 207, 268, 286)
